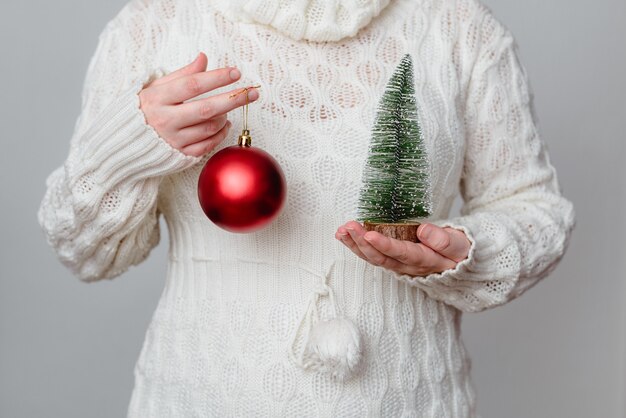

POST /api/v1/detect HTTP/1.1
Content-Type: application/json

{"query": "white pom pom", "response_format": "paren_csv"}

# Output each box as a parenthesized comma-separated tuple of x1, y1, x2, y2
(306, 316, 363, 381)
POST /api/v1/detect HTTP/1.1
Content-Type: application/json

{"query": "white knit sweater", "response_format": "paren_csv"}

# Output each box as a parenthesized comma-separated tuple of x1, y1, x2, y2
(38, 0, 575, 416)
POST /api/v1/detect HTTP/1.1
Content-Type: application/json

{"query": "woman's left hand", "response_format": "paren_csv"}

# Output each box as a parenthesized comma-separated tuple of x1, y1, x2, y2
(335, 221, 471, 277)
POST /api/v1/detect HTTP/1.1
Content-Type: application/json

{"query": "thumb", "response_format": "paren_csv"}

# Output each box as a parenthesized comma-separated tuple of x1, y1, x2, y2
(417, 223, 471, 263)
(151, 52, 208, 86)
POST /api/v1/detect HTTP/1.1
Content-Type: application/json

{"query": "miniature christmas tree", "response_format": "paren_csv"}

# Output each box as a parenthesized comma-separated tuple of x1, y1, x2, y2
(357, 54, 432, 241)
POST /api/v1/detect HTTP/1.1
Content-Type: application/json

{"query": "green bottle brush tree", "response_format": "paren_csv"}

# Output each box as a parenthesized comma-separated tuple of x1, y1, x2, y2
(356, 54, 432, 243)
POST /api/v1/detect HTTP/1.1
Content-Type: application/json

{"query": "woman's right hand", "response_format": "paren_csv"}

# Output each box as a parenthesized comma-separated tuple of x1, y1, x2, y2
(138, 52, 259, 157)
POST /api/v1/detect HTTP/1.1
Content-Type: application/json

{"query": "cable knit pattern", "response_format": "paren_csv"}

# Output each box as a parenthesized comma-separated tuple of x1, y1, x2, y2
(37, 0, 575, 416)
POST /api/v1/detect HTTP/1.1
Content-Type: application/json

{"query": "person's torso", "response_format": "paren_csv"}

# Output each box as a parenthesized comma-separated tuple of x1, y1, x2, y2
(129, 1, 478, 416)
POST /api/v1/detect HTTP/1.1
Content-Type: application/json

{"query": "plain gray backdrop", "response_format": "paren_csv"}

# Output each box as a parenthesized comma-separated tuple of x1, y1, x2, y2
(1, 0, 625, 417)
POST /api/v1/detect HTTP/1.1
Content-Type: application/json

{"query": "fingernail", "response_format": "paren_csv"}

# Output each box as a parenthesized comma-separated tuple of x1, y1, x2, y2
(419, 224, 432, 241)
(248, 88, 259, 100)
(229, 68, 241, 80)
(364, 233, 372, 242)
(226, 121, 232, 129)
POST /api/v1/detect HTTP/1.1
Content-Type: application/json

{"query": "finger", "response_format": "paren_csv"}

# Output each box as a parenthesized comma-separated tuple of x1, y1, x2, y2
(335, 227, 367, 260)
(156, 66, 242, 104)
(174, 115, 228, 147)
(363, 230, 457, 273)
(344, 222, 406, 271)
(181, 121, 232, 157)
(151, 52, 208, 87)
(417, 223, 471, 263)
(174, 86, 259, 128)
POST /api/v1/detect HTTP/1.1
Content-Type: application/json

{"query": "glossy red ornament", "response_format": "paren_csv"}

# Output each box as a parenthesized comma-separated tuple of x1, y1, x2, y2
(197, 143, 286, 233)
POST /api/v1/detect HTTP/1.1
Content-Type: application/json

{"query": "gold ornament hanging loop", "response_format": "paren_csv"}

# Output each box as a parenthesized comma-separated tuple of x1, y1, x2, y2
(229, 85, 261, 147)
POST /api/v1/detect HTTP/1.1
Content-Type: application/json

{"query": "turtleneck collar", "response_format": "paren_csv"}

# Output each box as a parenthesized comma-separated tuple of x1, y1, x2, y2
(208, 0, 392, 42)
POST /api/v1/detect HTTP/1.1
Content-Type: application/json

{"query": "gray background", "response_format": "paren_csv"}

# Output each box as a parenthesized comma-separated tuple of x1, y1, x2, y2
(1, 0, 624, 417)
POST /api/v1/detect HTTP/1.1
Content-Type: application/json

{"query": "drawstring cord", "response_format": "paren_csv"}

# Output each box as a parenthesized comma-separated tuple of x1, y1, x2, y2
(287, 263, 339, 370)
(287, 262, 363, 380)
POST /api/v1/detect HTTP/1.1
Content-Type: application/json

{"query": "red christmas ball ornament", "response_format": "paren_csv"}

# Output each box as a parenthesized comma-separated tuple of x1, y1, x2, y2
(197, 86, 286, 233)
(198, 138, 286, 233)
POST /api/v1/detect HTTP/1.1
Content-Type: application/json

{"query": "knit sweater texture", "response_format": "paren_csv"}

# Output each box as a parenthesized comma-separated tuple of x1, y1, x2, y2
(37, 0, 575, 416)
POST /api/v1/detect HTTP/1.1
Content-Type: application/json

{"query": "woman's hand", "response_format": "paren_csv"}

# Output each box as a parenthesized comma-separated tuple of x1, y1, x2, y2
(139, 52, 259, 157)
(335, 221, 471, 277)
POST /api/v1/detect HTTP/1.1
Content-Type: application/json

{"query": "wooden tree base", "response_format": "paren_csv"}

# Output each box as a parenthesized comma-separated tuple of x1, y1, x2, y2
(363, 221, 421, 243)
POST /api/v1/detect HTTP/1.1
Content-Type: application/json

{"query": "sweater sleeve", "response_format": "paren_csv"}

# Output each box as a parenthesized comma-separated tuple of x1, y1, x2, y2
(37, 3, 201, 282)
(392, 10, 576, 312)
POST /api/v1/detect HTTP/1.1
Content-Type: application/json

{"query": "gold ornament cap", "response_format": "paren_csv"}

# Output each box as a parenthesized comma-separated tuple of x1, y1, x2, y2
(238, 129, 252, 147)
